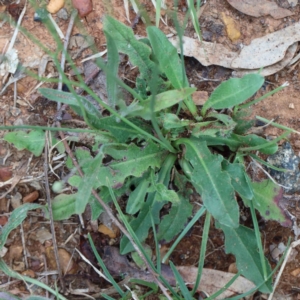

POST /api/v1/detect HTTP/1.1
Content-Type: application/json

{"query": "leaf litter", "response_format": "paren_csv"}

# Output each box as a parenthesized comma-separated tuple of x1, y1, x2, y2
(169, 21, 300, 76)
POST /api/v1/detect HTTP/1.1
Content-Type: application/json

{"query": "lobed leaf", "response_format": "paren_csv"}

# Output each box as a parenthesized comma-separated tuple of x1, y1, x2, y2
(157, 194, 192, 242)
(4, 130, 45, 157)
(120, 154, 176, 254)
(219, 223, 272, 293)
(126, 176, 150, 214)
(242, 180, 292, 227)
(103, 16, 161, 93)
(88, 115, 152, 143)
(75, 151, 104, 214)
(161, 113, 190, 130)
(179, 138, 239, 228)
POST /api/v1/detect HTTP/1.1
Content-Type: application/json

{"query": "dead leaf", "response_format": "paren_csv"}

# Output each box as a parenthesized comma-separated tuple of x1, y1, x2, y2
(46, 247, 78, 275)
(233, 42, 297, 77)
(290, 268, 300, 277)
(227, 0, 293, 19)
(169, 36, 236, 68)
(0, 167, 12, 182)
(231, 22, 300, 69)
(192, 91, 209, 106)
(221, 13, 241, 42)
(12, 261, 25, 272)
(23, 190, 39, 203)
(21, 269, 36, 278)
(287, 0, 297, 7)
(9, 245, 23, 261)
(177, 267, 256, 299)
(170, 23, 299, 77)
(99, 211, 120, 238)
(98, 224, 118, 238)
(102, 246, 176, 285)
(35, 227, 52, 244)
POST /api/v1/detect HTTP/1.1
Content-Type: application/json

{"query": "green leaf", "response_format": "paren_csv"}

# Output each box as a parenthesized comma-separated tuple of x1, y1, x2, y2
(147, 26, 197, 116)
(75, 151, 104, 214)
(0, 204, 43, 250)
(95, 141, 167, 189)
(154, 183, 180, 203)
(179, 138, 239, 228)
(157, 194, 192, 242)
(68, 175, 82, 187)
(66, 146, 93, 171)
(233, 108, 254, 135)
(39, 88, 102, 118)
(120, 154, 176, 254)
(126, 177, 150, 214)
(161, 113, 190, 130)
(49, 193, 76, 221)
(130, 87, 196, 120)
(233, 134, 278, 155)
(170, 261, 193, 300)
(147, 26, 187, 89)
(202, 74, 264, 115)
(104, 31, 119, 108)
(242, 180, 292, 227)
(103, 16, 162, 92)
(222, 161, 254, 199)
(4, 130, 45, 156)
(88, 115, 152, 143)
(206, 112, 237, 128)
(131, 244, 152, 269)
(219, 224, 272, 293)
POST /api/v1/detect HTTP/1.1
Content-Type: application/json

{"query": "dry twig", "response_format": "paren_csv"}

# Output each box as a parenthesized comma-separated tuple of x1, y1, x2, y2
(44, 132, 65, 292)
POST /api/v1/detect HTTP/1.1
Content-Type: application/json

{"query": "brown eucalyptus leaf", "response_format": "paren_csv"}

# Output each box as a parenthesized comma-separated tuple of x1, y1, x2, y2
(227, 0, 293, 19)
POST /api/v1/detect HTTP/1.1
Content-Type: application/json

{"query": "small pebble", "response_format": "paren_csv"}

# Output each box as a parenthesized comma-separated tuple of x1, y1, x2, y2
(23, 191, 39, 203)
(9, 106, 21, 117)
(289, 103, 295, 109)
(56, 8, 68, 20)
(11, 192, 22, 209)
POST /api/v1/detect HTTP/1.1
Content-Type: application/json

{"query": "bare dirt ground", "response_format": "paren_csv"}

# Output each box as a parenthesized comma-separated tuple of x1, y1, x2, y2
(1, 0, 300, 299)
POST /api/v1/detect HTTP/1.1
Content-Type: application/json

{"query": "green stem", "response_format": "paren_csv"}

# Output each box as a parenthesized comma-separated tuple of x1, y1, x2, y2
(249, 200, 268, 281)
(256, 116, 300, 135)
(87, 233, 125, 296)
(239, 131, 290, 152)
(162, 206, 206, 263)
(238, 83, 288, 110)
(191, 211, 211, 295)
(0, 125, 97, 133)
(0, 259, 67, 300)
